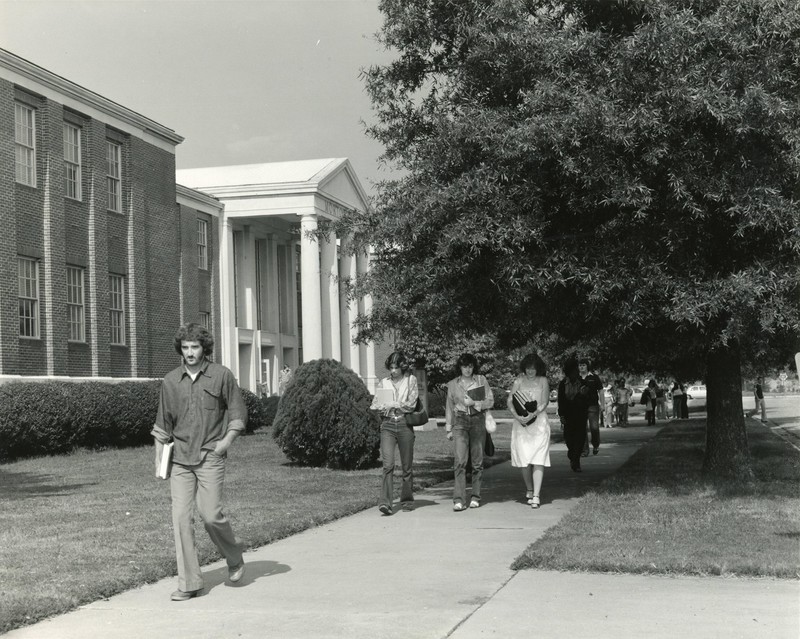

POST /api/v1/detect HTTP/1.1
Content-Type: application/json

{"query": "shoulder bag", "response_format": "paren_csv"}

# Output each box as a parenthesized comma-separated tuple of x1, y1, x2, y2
(405, 397, 429, 427)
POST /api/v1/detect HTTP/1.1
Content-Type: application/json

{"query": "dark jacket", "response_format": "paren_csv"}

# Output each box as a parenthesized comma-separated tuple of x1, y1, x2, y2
(558, 377, 590, 423)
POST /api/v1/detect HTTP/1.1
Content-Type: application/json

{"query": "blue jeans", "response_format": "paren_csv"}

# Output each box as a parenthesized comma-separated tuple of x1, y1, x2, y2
(453, 412, 486, 505)
(380, 418, 415, 507)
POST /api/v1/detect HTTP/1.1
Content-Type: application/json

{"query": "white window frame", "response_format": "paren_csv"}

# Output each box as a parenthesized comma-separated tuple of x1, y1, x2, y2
(15, 103, 36, 186)
(106, 141, 122, 212)
(66, 266, 86, 342)
(64, 123, 82, 200)
(18, 257, 40, 338)
(109, 274, 126, 346)
(197, 219, 208, 270)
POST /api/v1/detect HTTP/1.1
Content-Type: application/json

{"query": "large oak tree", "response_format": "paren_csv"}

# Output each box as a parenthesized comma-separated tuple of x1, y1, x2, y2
(337, 0, 800, 478)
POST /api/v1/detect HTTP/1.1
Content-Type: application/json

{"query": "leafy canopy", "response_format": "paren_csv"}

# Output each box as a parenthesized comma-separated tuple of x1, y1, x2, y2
(339, 0, 800, 379)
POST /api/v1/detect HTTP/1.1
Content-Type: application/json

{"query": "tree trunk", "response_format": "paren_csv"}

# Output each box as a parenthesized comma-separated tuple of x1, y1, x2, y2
(702, 342, 753, 480)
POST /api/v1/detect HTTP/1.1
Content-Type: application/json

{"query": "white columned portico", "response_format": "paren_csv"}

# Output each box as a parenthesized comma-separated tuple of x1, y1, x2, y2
(320, 231, 341, 360)
(338, 238, 353, 369)
(300, 214, 322, 360)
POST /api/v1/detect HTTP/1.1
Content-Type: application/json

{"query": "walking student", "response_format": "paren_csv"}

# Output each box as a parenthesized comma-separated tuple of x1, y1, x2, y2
(578, 358, 603, 455)
(508, 353, 551, 509)
(444, 353, 494, 510)
(370, 351, 419, 515)
(751, 376, 767, 423)
(151, 323, 248, 601)
(558, 357, 589, 472)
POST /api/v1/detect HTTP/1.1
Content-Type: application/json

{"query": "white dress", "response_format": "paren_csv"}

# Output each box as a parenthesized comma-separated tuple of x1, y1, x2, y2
(510, 377, 551, 467)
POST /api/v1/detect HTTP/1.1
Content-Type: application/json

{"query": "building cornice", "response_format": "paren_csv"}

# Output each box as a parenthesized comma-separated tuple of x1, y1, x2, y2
(0, 48, 184, 147)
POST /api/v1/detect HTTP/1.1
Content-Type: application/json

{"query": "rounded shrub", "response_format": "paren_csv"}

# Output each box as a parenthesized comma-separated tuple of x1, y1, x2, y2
(242, 391, 280, 433)
(273, 358, 381, 469)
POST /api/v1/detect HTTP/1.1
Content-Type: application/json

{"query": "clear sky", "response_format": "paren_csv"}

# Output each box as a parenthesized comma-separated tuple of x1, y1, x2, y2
(0, 0, 394, 193)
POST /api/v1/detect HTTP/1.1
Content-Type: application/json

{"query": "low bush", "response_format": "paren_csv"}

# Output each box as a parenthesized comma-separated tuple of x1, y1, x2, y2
(0, 381, 279, 461)
(273, 359, 381, 469)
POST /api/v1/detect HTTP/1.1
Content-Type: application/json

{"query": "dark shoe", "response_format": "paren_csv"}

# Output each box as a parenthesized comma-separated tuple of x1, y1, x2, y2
(171, 589, 201, 601)
(593, 447, 599, 455)
(379, 504, 392, 516)
(401, 502, 414, 512)
(228, 562, 246, 583)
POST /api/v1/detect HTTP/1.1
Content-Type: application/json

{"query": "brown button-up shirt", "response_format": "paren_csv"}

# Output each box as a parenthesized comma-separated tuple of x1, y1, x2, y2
(150, 360, 248, 465)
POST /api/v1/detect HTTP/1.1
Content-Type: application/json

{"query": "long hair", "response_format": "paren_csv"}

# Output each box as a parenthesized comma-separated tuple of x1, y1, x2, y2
(519, 353, 547, 377)
(174, 323, 214, 357)
(384, 350, 410, 373)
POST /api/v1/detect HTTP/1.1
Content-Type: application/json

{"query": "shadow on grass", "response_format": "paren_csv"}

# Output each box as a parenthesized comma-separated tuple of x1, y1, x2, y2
(595, 421, 800, 500)
(0, 469, 96, 499)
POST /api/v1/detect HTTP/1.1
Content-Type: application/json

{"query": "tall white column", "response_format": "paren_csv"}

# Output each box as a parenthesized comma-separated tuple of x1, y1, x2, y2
(218, 218, 237, 373)
(347, 245, 361, 377)
(320, 231, 341, 361)
(359, 250, 377, 390)
(338, 238, 353, 369)
(300, 214, 322, 360)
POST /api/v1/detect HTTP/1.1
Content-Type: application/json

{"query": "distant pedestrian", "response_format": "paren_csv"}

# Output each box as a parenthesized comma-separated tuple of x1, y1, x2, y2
(680, 383, 689, 418)
(641, 379, 658, 425)
(151, 323, 247, 602)
(578, 358, 603, 455)
(670, 381, 684, 419)
(603, 382, 615, 427)
(508, 353, 550, 509)
(655, 382, 668, 420)
(278, 365, 293, 395)
(371, 351, 419, 515)
(445, 354, 494, 511)
(613, 378, 632, 426)
(558, 357, 589, 472)
(751, 376, 767, 422)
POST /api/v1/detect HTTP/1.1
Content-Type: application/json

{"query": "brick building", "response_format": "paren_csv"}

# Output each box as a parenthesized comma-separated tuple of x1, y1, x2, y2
(0, 48, 219, 380)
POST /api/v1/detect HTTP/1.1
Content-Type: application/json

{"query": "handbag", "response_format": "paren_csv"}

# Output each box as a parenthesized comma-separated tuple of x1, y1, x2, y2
(484, 432, 495, 457)
(484, 411, 497, 434)
(405, 398, 429, 427)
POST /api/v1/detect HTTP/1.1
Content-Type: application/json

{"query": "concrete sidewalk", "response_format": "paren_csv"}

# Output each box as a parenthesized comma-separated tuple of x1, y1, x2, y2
(6, 426, 798, 639)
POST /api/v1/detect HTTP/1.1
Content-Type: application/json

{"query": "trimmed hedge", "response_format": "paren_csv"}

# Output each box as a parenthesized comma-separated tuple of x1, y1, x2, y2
(273, 359, 381, 470)
(0, 381, 277, 462)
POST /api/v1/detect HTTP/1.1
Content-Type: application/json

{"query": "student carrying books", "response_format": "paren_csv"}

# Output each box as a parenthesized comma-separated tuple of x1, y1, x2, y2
(444, 353, 494, 511)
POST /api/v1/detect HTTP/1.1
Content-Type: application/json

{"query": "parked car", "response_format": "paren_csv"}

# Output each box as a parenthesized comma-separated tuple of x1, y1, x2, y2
(685, 384, 707, 410)
(630, 386, 646, 406)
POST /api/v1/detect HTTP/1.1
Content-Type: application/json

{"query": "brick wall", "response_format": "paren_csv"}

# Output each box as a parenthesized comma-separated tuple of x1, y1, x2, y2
(1, 79, 183, 379)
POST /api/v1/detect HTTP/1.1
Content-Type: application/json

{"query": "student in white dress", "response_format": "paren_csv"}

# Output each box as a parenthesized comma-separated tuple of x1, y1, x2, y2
(507, 353, 551, 509)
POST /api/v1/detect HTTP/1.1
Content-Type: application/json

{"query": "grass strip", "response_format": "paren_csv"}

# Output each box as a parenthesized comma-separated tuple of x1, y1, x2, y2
(0, 426, 509, 634)
(512, 419, 800, 578)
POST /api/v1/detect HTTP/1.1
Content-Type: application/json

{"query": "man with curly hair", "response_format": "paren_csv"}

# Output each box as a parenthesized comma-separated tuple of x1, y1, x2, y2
(151, 323, 248, 601)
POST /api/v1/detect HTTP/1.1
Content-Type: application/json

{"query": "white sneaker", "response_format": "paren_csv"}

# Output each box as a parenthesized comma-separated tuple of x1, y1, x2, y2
(453, 502, 465, 511)
(469, 499, 480, 509)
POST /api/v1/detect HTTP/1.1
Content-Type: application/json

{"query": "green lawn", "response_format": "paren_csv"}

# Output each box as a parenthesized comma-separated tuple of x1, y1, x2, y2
(512, 419, 800, 578)
(0, 426, 510, 634)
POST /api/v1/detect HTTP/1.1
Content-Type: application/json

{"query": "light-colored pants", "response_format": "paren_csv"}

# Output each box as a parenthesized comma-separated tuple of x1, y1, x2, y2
(170, 452, 243, 592)
(753, 397, 767, 421)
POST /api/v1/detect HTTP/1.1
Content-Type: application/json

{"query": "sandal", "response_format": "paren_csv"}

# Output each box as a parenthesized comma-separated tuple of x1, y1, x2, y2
(531, 495, 540, 509)
(525, 491, 534, 505)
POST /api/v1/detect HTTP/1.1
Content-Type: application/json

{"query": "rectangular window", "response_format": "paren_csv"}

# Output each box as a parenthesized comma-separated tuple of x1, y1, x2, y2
(18, 257, 39, 338)
(199, 312, 210, 329)
(197, 219, 208, 270)
(109, 274, 126, 345)
(66, 266, 85, 342)
(106, 141, 121, 212)
(64, 123, 82, 200)
(15, 103, 36, 186)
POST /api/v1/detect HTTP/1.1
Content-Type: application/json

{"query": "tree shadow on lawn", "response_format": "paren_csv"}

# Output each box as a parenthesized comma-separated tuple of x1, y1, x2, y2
(595, 421, 800, 500)
(0, 469, 96, 500)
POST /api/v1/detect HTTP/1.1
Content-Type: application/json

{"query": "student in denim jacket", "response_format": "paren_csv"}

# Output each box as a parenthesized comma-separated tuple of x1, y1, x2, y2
(444, 353, 494, 511)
